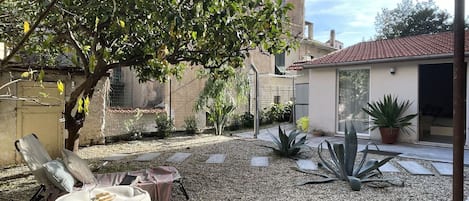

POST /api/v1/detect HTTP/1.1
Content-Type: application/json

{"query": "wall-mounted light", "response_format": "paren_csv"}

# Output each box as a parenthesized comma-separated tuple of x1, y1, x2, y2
(390, 67, 396, 75)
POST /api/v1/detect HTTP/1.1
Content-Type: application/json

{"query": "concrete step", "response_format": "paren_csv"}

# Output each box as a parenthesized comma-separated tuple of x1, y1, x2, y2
(431, 162, 452, 176)
(135, 152, 160, 161)
(379, 163, 401, 173)
(166, 152, 192, 163)
(296, 159, 317, 171)
(397, 161, 434, 175)
(251, 156, 269, 167)
(103, 153, 130, 161)
(205, 154, 226, 164)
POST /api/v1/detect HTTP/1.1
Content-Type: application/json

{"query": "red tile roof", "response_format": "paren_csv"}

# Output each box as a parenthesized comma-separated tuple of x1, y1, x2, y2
(291, 31, 469, 69)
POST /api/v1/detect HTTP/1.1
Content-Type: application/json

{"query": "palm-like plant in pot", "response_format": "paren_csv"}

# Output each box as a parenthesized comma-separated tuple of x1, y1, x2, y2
(362, 94, 417, 144)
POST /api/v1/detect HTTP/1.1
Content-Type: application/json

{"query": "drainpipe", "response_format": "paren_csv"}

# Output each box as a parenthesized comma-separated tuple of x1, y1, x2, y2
(250, 63, 260, 139)
(453, 0, 465, 200)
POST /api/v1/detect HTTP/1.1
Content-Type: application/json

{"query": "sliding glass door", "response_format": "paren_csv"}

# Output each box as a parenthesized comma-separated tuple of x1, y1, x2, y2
(337, 69, 370, 135)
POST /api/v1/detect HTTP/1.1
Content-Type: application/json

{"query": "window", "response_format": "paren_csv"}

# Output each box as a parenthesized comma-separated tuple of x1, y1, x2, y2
(275, 52, 286, 75)
(109, 67, 125, 107)
(337, 69, 370, 134)
(274, 96, 281, 104)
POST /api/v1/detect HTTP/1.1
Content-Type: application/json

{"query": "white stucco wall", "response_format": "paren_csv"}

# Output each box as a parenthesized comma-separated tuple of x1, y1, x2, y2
(369, 62, 419, 143)
(308, 68, 336, 133)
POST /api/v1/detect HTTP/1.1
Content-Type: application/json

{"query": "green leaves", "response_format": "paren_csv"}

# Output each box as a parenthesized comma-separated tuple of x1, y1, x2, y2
(268, 126, 307, 157)
(362, 94, 417, 134)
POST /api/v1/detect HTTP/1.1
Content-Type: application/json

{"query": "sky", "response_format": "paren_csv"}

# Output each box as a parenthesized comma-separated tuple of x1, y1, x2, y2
(304, 0, 468, 47)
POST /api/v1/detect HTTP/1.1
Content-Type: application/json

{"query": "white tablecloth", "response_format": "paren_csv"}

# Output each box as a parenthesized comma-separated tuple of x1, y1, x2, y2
(56, 186, 151, 201)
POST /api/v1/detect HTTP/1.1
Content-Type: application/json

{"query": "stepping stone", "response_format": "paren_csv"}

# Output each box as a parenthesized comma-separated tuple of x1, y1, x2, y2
(166, 153, 192, 163)
(397, 161, 433, 175)
(205, 154, 226, 164)
(378, 163, 400, 173)
(103, 153, 130, 161)
(251, 156, 269, 167)
(431, 162, 453, 176)
(296, 159, 317, 171)
(135, 152, 161, 161)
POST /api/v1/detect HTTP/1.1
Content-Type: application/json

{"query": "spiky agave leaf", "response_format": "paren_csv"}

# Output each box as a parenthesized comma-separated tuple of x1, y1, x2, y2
(344, 124, 358, 176)
(317, 140, 342, 178)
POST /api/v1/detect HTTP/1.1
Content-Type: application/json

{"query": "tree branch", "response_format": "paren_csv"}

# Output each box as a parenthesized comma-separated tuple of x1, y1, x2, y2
(66, 22, 89, 75)
(0, 0, 59, 69)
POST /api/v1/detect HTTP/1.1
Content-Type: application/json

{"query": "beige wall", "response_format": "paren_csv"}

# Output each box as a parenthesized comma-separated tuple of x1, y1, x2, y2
(0, 71, 81, 165)
(167, 66, 207, 129)
(0, 74, 19, 165)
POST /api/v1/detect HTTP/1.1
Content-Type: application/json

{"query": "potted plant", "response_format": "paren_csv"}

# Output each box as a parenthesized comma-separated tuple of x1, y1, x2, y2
(362, 94, 417, 144)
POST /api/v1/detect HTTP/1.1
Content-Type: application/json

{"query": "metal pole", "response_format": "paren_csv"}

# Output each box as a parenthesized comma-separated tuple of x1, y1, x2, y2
(169, 78, 172, 120)
(292, 76, 296, 125)
(453, 0, 465, 200)
(251, 64, 259, 139)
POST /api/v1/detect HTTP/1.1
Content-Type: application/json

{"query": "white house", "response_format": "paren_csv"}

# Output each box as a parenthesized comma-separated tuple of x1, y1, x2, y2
(290, 31, 469, 145)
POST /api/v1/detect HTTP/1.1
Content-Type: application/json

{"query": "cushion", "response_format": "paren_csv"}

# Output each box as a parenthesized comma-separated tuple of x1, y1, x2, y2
(43, 160, 76, 192)
(62, 149, 97, 184)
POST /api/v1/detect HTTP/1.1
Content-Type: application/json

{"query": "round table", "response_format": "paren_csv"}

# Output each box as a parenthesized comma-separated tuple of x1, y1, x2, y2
(56, 186, 151, 201)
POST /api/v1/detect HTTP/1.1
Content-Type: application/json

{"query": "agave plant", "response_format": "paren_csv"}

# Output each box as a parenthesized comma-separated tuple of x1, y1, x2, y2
(267, 126, 307, 157)
(294, 124, 403, 191)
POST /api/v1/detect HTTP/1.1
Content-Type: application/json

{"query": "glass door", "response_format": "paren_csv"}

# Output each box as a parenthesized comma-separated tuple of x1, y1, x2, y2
(337, 69, 370, 135)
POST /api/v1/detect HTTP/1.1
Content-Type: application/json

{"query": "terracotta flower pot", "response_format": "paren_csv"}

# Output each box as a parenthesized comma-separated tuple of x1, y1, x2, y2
(379, 127, 400, 144)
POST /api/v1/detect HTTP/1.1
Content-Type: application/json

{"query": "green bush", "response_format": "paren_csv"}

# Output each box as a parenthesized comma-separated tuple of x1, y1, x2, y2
(296, 117, 309, 132)
(227, 114, 242, 131)
(241, 112, 254, 128)
(155, 112, 174, 138)
(184, 115, 198, 134)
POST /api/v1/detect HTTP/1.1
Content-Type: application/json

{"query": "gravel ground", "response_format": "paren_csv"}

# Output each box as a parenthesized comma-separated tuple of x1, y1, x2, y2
(1, 133, 469, 201)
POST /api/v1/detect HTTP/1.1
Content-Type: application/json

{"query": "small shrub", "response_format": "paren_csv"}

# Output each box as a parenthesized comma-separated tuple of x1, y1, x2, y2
(227, 114, 242, 131)
(296, 117, 309, 132)
(283, 101, 293, 122)
(184, 116, 198, 134)
(266, 103, 285, 122)
(124, 108, 144, 135)
(241, 112, 254, 128)
(266, 126, 307, 157)
(155, 112, 174, 138)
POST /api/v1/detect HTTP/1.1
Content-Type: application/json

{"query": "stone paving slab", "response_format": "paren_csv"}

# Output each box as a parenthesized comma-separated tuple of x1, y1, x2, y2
(166, 152, 192, 163)
(296, 159, 317, 171)
(379, 163, 400, 173)
(205, 154, 226, 164)
(251, 157, 269, 167)
(103, 153, 130, 161)
(397, 161, 433, 175)
(431, 162, 453, 176)
(135, 152, 161, 161)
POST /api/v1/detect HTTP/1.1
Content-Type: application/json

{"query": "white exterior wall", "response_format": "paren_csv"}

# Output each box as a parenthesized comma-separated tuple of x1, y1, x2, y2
(308, 68, 336, 133)
(369, 62, 419, 143)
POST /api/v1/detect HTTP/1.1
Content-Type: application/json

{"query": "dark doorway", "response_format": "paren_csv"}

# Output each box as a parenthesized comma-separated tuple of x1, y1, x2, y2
(419, 63, 453, 143)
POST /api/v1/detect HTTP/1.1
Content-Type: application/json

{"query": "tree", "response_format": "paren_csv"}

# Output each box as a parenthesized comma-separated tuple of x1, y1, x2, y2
(375, 0, 453, 39)
(194, 66, 249, 135)
(0, 0, 296, 150)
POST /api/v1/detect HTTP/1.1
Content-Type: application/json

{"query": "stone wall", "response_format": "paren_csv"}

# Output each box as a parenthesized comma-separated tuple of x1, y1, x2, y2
(79, 78, 108, 145)
(104, 109, 164, 137)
